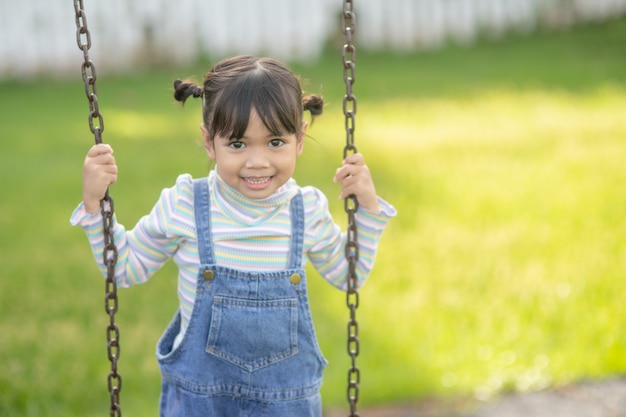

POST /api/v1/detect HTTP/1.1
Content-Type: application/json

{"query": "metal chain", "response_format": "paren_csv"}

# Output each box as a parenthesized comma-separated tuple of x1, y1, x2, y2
(342, 1, 360, 416)
(73, 1, 122, 416)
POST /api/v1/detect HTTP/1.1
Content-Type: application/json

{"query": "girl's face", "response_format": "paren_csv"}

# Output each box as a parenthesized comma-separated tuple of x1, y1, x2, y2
(203, 109, 306, 200)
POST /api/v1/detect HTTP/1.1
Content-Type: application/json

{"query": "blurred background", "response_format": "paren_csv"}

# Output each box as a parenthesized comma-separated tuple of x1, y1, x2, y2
(3, 0, 626, 77)
(1, 1, 625, 416)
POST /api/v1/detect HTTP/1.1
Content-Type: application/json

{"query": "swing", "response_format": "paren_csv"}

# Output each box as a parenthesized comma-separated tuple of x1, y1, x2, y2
(73, 1, 361, 416)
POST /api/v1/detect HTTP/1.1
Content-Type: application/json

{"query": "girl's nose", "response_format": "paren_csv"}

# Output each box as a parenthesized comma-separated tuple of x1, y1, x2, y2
(245, 148, 270, 168)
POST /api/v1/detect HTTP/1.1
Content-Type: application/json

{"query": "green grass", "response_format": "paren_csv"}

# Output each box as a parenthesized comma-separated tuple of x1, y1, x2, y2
(1, 17, 626, 416)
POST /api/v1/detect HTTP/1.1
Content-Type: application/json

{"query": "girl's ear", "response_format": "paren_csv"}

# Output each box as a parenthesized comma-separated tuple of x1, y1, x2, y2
(201, 124, 216, 160)
(297, 121, 308, 156)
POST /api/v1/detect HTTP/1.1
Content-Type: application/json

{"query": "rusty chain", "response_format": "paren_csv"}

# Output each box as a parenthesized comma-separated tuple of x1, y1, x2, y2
(73, 1, 122, 416)
(342, 1, 360, 416)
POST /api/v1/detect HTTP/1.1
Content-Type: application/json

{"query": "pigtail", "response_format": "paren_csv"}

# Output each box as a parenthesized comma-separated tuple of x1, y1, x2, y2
(303, 94, 324, 120)
(173, 79, 203, 104)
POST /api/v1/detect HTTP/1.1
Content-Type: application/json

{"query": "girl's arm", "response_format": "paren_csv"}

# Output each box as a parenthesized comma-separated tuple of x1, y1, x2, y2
(73, 144, 185, 287)
(305, 187, 396, 291)
(71, 183, 186, 287)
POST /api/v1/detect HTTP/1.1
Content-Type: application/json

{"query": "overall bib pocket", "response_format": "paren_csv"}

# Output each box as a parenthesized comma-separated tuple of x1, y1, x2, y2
(206, 295, 299, 371)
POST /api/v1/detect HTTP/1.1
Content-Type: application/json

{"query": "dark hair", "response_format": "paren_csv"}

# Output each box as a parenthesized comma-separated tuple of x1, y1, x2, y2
(174, 56, 323, 140)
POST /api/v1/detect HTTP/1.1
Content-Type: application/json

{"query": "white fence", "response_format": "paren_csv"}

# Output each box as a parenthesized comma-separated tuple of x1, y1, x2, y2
(1, 0, 626, 78)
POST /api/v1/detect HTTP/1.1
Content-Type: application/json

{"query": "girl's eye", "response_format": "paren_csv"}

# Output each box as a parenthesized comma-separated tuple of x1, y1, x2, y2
(228, 141, 245, 149)
(269, 139, 285, 148)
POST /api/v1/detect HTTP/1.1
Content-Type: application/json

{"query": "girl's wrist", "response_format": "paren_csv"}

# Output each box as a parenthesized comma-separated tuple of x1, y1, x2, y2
(83, 199, 100, 214)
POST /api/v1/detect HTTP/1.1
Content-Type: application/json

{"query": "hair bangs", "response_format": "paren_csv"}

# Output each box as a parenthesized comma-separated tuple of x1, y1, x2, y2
(209, 68, 301, 139)
(210, 86, 251, 140)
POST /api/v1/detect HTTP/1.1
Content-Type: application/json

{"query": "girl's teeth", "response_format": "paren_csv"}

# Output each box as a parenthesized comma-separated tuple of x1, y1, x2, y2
(246, 177, 270, 184)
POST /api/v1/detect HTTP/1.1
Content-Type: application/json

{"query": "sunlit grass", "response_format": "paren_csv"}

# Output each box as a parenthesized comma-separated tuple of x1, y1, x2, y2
(310, 85, 626, 406)
(1, 17, 626, 416)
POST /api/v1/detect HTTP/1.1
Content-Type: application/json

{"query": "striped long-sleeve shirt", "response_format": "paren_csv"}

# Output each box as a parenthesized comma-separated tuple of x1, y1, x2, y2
(71, 171, 396, 341)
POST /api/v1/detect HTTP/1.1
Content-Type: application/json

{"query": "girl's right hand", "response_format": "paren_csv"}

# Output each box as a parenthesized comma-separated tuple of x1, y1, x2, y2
(82, 144, 118, 213)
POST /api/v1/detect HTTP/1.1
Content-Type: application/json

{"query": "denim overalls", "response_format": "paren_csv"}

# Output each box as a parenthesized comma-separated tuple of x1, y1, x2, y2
(156, 178, 328, 417)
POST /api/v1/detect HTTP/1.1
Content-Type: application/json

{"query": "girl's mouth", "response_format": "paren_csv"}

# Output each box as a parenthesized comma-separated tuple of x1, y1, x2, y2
(242, 176, 273, 190)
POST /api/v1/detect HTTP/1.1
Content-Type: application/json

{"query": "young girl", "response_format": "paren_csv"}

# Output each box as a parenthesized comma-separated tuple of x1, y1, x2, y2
(72, 55, 396, 417)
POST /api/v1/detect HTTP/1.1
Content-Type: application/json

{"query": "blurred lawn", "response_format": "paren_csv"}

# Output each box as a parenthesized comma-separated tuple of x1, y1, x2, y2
(1, 17, 626, 416)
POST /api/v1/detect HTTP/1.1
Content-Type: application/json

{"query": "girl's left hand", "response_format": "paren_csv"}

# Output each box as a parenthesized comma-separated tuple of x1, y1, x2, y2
(333, 153, 380, 212)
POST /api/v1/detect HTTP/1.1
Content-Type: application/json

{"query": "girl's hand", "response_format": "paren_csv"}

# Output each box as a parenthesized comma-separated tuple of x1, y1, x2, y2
(333, 153, 380, 212)
(82, 144, 118, 213)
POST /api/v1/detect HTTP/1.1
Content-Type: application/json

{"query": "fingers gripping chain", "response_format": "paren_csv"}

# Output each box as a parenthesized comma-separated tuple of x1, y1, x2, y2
(73, 1, 122, 415)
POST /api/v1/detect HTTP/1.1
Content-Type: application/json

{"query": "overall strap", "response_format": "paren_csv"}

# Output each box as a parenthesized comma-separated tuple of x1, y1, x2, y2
(287, 191, 305, 270)
(193, 177, 215, 265)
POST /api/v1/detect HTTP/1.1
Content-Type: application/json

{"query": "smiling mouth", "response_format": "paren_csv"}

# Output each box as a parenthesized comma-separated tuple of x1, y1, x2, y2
(242, 176, 273, 189)
(243, 176, 271, 184)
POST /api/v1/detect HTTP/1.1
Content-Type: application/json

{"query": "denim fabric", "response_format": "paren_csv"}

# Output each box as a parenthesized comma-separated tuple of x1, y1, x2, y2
(156, 178, 327, 417)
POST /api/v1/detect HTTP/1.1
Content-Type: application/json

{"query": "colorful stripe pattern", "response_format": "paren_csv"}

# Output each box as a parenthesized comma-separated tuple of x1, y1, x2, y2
(71, 172, 396, 339)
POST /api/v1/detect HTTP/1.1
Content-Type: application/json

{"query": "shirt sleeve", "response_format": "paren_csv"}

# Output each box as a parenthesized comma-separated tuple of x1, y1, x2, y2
(70, 174, 194, 287)
(304, 187, 397, 291)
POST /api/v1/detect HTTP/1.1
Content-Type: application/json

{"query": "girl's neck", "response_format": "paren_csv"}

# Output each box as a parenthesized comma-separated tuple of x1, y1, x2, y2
(211, 170, 297, 224)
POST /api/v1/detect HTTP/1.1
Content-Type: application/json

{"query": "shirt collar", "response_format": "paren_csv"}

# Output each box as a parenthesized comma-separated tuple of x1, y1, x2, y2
(209, 170, 298, 225)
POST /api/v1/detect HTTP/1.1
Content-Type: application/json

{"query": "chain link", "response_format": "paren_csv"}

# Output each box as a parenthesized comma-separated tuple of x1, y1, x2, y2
(73, 1, 121, 415)
(342, 1, 360, 416)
